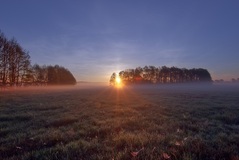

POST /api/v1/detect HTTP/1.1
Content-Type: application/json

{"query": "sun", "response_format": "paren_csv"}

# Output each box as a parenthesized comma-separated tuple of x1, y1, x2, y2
(116, 77, 121, 84)
(115, 76, 123, 88)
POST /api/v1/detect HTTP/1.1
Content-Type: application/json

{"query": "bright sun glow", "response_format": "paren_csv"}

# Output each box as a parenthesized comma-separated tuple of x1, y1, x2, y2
(115, 76, 123, 88)
(116, 77, 121, 84)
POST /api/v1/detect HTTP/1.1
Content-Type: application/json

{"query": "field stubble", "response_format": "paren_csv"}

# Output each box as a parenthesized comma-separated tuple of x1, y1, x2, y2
(0, 84, 239, 160)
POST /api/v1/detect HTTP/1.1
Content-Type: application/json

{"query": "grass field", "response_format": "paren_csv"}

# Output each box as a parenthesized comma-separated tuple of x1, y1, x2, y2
(0, 84, 239, 160)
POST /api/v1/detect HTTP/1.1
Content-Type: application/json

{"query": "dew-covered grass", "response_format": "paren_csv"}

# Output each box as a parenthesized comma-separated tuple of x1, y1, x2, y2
(0, 84, 239, 160)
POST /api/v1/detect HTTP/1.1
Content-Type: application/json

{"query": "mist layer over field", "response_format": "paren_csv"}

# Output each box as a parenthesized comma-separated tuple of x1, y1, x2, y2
(0, 83, 239, 159)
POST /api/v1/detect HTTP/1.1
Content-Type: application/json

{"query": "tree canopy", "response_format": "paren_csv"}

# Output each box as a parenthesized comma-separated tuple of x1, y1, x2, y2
(110, 66, 212, 85)
(0, 30, 76, 86)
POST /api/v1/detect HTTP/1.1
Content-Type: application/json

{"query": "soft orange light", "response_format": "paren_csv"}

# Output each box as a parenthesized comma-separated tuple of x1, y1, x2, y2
(115, 76, 123, 88)
(116, 77, 121, 84)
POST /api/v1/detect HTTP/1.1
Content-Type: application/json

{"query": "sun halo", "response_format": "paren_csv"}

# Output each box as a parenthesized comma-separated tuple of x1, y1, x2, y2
(115, 76, 123, 88)
(116, 77, 121, 84)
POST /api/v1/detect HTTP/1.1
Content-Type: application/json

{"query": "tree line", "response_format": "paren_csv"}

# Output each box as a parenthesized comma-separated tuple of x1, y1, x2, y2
(110, 66, 212, 85)
(31, 64, 76, 85)
(0, 30, 76, 86)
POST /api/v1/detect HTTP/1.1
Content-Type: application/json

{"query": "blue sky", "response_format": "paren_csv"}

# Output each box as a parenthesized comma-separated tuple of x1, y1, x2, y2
(1, 1, 239, 82)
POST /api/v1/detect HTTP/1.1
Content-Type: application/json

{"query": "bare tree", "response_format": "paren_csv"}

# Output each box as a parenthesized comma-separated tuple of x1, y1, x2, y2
(0, 32, 31, 86)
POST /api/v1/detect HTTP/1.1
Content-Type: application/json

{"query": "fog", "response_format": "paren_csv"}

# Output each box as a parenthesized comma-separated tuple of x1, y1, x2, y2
(116, 83, 239, 96)
(1, 82, 239, 94)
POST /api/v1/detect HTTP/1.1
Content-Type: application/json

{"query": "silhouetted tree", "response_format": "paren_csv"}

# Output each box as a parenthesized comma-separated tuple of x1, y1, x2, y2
(161, 66, 170, 83)
(110, 65, 212, 85)
(0, 30, 77, 87)
(0, 31, 8, 85)
(32, 64, 48, 85)
(110, 72, 116, 85)
(47, 65, 76, 85)
(134, 67, 143, 83)
(0, 31, 31, 86)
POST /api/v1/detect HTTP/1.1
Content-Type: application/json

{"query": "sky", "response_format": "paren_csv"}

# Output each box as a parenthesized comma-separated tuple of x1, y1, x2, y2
(0, 1, 239, 82)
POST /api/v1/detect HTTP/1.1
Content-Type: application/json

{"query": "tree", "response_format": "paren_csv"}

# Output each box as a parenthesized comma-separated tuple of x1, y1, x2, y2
(134, 67, 143, 83)
(0, 30, 77, 87)
(194, 68, 212, 82)
(0, 31, 31, 86)
(0, 31, 8, 85)
(142, 66, 151, 82)
(148, 66, 157, 83)
(47, 65, 76, 85)
(109, 72, 116, 85)
(110, 65, 212, 85)
(161, 66, 170, 83)
(32, 64, 48, 85)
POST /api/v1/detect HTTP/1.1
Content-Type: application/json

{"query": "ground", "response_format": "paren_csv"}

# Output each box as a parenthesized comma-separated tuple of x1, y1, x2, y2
(0, 84, 239, 160)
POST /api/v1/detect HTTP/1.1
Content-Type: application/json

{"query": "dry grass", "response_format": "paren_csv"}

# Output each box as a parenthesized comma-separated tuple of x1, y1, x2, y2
(0, 84, 239, 160)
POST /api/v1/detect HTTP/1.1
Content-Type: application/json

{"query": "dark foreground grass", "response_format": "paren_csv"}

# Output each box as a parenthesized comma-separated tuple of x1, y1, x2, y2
(0, 84, 239, 160)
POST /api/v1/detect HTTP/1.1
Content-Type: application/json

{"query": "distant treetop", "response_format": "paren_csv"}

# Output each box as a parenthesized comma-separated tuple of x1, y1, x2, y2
(110, 66, 212, 86)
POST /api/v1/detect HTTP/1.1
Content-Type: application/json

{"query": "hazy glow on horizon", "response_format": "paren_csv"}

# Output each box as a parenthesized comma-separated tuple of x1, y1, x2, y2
(115, 75, 123, 88)
(0, 1, 239, 82)
(116, 76, 121, 84)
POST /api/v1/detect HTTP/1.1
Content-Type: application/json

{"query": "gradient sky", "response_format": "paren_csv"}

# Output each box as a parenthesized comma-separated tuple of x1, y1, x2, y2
(1, 1, 239, 82)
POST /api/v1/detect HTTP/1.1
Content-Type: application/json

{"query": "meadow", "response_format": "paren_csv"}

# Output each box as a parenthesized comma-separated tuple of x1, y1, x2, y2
(0, 84, 239, 160)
